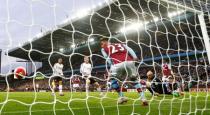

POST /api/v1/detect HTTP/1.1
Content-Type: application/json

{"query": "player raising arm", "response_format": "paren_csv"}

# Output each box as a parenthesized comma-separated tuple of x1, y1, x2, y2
(100, 38, 148, 106)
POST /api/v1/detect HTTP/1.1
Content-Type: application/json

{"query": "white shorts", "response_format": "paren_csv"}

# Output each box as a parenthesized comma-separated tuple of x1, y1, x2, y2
(110, 61, 137, 78)
(162, 76, 169, 82)
(82, 74, 91, 78)
(73, 84, 80, 88)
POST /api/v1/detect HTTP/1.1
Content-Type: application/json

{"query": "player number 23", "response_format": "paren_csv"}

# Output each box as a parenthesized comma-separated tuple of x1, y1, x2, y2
(108, 44, 125, 54)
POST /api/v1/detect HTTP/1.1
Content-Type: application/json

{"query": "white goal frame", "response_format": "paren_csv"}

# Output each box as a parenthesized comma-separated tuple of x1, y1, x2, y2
(159, 0, 210, 63)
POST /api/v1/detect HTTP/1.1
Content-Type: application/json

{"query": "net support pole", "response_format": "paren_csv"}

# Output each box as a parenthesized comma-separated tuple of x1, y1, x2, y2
(198, 13, 210, 62)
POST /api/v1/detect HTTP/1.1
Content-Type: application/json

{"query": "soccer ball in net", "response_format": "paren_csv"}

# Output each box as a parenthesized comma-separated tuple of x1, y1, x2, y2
(14, 67, 26, 79)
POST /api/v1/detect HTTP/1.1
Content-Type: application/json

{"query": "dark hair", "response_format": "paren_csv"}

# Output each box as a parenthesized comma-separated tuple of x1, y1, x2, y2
(100, 37, 109, 42)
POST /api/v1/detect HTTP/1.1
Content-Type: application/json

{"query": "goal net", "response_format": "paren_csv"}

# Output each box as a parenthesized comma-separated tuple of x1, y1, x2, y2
(1, 0, 210, 114)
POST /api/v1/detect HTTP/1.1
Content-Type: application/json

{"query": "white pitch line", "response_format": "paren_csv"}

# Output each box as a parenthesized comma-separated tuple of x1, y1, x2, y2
(1, 99, 209, 114)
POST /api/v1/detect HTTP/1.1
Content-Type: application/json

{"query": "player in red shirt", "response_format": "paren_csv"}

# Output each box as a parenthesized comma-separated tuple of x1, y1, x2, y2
(71, 75, 81, 92)
(100, 38, 148, 106)
(162, 60, 173, 82)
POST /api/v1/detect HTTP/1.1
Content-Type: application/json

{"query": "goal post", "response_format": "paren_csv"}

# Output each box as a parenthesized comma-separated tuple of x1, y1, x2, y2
(198, 13, 210, 63)
(158, 0, 210, 63)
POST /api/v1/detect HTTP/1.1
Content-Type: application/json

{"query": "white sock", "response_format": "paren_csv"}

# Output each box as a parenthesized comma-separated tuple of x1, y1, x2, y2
(59, 85, 63, 93)
(86, 84, 89, 93)
(140, 92, 146, 102)
(52, 86, 56, 93)
(97, 87, 101, 92)
(86, 87, 89, 93)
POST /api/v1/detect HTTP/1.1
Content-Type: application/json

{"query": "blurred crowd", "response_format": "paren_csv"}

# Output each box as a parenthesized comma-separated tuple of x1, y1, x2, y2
(0, 59, 209, 92)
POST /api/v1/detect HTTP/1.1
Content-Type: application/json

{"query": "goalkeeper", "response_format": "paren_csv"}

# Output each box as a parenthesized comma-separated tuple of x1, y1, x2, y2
(146, 71, 182, 96)
(146, 71, 165, 96)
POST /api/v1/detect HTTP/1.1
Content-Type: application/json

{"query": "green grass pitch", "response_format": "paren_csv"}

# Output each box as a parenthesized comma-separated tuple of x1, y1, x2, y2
(0, 92, 210, 115)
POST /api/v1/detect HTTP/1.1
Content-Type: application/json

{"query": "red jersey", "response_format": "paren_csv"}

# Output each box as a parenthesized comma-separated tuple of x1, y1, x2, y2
(162, 63, 171, 76)
(72, 78, 80, 84)
(103, 43, 133, 64)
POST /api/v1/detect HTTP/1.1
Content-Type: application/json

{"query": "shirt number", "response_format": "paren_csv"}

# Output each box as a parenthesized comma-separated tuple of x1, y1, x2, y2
(108, 44, 125, 54)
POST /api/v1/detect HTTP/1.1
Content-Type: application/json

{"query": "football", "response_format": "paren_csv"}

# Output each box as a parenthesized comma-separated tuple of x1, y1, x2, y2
(14, 66, 26, 79)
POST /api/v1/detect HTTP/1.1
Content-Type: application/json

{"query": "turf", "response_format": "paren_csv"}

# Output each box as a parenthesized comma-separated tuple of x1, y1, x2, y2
(0, 92, 210, 115)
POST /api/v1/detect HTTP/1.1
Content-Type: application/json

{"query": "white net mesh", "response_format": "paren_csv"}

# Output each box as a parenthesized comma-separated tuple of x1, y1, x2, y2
(1, 0, 210, 114)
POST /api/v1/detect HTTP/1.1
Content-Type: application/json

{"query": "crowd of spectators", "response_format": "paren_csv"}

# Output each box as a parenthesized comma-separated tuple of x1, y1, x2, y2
(0, 59, 209, 92)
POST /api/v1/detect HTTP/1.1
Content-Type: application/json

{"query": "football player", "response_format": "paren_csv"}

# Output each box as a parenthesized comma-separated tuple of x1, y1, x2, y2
(100, 38, 148, 106)
(80, 56, 102, 95)
(162, 59, 173, 82)
(52, 58, 64, 96)
(146, 70, 164, 96)
(71, 75, 81, 92)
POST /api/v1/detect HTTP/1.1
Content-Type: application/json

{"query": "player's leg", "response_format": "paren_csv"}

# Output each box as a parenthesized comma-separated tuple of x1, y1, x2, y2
(130, 76, 148, 106)
(169, 77, 182, 97)
(135, 80, 148, 106)
(152, 82, 164, 95)
(110, 79, 128, 104)
(51, 79, 56, 95)
(58, 77, 64, 96)
(79, 81, 83, 94)
(162, 75, 169, 83)
(146, 80, 157, 96)
(146, 84, 155, 96)
(93, 80, 104, 96)
(162, 75, 170, 95)
(88, 77, 104, 96)
(76, 84, 80, 92)
(85, 77, 91, 93)
(72, 84, 76, 92)
(107, 81, 115, 94)
(128, 61, 148, 106)
(85, 76, 103, 96)
(147, 79, 163, 96)
(110, 64, 127, 104)
(89, 78, 101, 92)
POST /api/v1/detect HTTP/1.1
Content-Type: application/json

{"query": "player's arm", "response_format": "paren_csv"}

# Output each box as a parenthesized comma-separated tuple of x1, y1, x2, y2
(90, 63, 93, 73)
(53, 63, 56, 70)
(80, 63, 83, 74)
(60, 65, 64, 76)
(122, 44, 138, 61)
(101, 48, 112, 65)
(53, 63, 57, 74)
